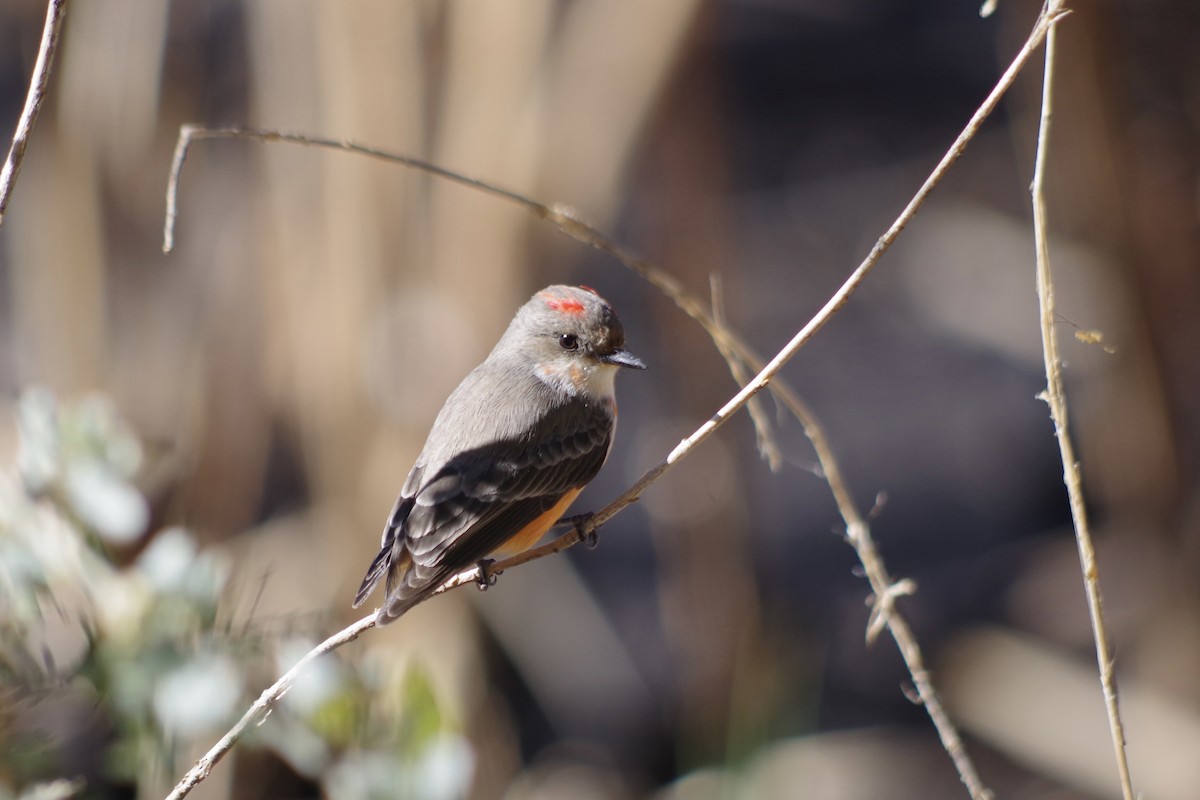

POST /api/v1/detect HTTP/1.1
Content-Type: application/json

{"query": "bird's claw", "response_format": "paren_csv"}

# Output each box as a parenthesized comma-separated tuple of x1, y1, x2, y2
(475, 558, 498, 591)
(558, 512, 598, 549)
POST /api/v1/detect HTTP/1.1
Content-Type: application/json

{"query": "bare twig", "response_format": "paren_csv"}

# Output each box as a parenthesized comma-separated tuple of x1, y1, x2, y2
(164, 2, 1066, 409)
(163, 125, 547, 256)
(0, 0, 68, 225)
(163, 125, 787, 469)
(714, 269, 988, 798)
(1030, 6, 1135, 799)
(727, 354, 994, 800)
(710, 275, 784, 470)
(164, 614, 377, 800)
(163, 7, 1069, 799)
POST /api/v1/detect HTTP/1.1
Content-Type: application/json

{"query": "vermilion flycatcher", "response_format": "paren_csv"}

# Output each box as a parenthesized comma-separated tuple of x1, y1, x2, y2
(354, 285, 644, 624)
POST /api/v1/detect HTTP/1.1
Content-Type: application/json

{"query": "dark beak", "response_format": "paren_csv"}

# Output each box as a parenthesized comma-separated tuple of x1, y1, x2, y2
(602, 349, 646, 370)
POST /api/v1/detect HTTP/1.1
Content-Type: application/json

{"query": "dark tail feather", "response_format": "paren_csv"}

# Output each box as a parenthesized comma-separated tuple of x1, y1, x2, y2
(356, 497, 414, 610)
(353, 545, 392, 608)
(355, 539, 424, 625)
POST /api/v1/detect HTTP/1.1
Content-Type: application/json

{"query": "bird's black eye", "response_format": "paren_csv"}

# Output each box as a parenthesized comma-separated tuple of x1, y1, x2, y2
(558, 333, 580, 351)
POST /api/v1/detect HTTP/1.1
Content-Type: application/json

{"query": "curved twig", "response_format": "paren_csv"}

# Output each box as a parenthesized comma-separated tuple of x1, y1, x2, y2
(164, 614, 377, 800)
(162, 6, 1069, 798)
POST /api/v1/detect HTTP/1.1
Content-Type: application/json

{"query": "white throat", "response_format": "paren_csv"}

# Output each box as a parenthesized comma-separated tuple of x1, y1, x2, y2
(587, 362, 618, 399)
(536, 359, 619, 402)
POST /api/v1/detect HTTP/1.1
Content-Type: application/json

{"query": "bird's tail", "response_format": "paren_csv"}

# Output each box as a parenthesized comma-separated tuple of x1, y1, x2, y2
(354, 537, 425, 625)
(353, 543, 395, 608)
(356, 497, 415, 615)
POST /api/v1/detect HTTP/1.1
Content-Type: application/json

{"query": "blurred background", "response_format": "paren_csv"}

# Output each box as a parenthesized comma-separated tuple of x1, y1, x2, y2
(2, 0, 1200, 798)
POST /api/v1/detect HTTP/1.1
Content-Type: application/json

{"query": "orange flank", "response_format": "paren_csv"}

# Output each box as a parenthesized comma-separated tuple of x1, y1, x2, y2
(491, 487, 583, 557)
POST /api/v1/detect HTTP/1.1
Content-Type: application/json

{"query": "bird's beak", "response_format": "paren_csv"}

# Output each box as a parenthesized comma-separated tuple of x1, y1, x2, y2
(602, 349, 646, 370)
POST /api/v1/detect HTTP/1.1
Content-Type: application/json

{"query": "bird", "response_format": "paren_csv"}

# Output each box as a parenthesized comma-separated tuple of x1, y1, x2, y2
(354, 285, 645, 624)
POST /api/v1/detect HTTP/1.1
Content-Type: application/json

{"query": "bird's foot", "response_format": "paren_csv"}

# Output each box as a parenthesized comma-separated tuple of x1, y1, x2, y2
(475, 558, 498, 591)
(558, 512, 598, 549)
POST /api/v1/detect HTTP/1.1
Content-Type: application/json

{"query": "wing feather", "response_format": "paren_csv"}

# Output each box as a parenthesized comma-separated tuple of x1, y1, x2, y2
(358, 397, 614, 622)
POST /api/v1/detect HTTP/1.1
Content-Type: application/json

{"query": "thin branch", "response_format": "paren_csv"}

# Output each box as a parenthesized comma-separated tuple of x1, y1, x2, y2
(1030, 6, 1135, 799)
(710, 276, 784, 470)
(164, 614, 377, 800)
(163, 7, 1068, 799)
(570, 0, 1066, 550)
(162, 124, 550, 255)
(0, 0, 68, 225)
(163, 125, 787, 470)
(711, 269, 988, 798)
(719, 342, 994, 800)
(163, 3, 1067, 427)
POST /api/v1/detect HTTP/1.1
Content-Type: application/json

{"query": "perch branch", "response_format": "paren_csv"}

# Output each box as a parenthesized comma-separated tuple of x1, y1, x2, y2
(163, 6, 1067, 799)
(164, 614, 377, 800)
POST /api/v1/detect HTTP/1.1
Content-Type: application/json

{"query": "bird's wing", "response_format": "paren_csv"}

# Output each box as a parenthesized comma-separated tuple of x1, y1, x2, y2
(360, 399, 614, 620)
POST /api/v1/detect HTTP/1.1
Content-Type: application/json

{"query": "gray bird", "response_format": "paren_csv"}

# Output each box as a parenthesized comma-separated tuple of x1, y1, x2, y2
(355, 285, 645, 624)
